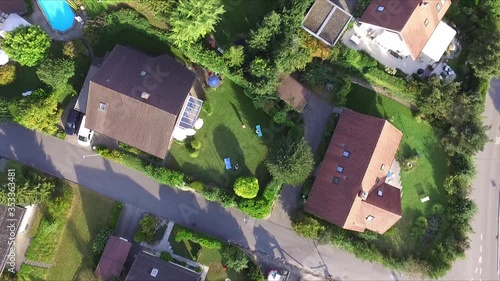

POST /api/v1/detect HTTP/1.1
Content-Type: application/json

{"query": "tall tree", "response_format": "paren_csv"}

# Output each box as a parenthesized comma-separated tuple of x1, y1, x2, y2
(168, 0, 225, 47)
(36, 58, 75, 90)
(1, 26, 51, 66)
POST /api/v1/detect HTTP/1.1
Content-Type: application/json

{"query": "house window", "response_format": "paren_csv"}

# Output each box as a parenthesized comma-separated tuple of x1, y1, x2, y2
(336, 166, 344, 173)
(424, 18, 429, 27)
(332, 177, 340, 184)
(375, 177, 380, 183)
(380, 164, 385, 170)
(436, 3, 441, 12)
(366, 215, 374, 222)
(440, 0, 445, 5)
(99, 102, 106, 111)
(376, 5, 385, 12)
(342, 150, 350, 158)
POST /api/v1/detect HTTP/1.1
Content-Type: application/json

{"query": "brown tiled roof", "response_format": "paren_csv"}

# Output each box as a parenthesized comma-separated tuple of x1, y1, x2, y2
(0, 0, 27, 14)
(86, 45, 196, 158)
(360, 0, 451, 60)
(125, 252, 200, 281)
(305, 110, 403, 234)
(277, 75, 312, 112)
(96, 236, 132, 281)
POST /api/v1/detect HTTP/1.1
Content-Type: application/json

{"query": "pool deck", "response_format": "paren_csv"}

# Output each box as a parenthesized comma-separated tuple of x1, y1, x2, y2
(29, 0, 84, 41)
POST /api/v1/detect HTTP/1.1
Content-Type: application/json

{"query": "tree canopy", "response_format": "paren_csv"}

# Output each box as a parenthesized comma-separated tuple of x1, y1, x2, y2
(36, 58, 75, 90)
(168, 0, 225, 47)
(266, 137, 314, 185)
(1, 26, 51, 66)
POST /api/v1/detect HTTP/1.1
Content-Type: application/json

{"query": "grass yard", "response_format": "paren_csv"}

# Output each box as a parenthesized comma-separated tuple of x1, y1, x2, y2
(215, 0, 279, 44)
(345, 84, 449, 257)
(168, 225, 247, 281)
(0, 65, 43, 99)
(168, 80, 279, 188)
(18, 183, 115, 281)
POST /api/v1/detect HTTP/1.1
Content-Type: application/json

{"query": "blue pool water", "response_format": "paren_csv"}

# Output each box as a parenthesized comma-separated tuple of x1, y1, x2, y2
(38, 0, 75, 32)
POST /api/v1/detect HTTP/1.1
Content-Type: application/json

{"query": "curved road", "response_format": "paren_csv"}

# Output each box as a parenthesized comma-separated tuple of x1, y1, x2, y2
(0, 109, 393, 280)
(445, 78, 500, 281)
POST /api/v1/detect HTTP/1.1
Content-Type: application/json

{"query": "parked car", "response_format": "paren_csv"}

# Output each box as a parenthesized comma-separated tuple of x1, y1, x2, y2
(77, 115, 94, 147)
(65, 109, 82, 135)
(443, 65, 455, 76)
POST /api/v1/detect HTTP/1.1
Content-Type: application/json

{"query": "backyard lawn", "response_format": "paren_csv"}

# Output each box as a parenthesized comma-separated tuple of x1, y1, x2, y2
(168, 80, 280, 188)
(215, 0, 279, 44)
(19, 183, 115, 281)
(0, 65, 43, 99)
(168, 225, 247, 281)
(345, 84, 449, 257)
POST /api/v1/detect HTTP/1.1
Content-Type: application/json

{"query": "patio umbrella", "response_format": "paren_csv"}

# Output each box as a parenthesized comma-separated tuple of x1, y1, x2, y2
(207, 75, 221, 87)
(172, 127, 187, 141)
(194, 119, 204, 130)
(0, 50, 8, 65)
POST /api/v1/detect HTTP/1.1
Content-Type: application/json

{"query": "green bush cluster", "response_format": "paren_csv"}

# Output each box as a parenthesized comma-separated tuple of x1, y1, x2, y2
(92, 227, 113, 254)
(233, 177, 259, 199)
(144, 165, 185, 187)
(0, 64, 16, 86)
(134, 214, 156, 243)
(160, 251, 172, 262)
(175, 226, 223, 250)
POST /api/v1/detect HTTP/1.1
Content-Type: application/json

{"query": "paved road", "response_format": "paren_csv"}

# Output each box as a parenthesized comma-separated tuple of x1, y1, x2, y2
(0, 123, 394, 280)
(444, 78, 500, 281)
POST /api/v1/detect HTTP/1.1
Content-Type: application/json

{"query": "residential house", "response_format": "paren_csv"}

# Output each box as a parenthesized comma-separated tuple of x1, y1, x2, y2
(84, 45, 203, 159)
(125, 252, 201, 281)
(358, 0, 456, 62)
(302, 0, 352, 46)
(0, 205, 25, 276)
(305, 110, 403, 234)
(95, 236, 132, 281)
(277, 75, 312, 112)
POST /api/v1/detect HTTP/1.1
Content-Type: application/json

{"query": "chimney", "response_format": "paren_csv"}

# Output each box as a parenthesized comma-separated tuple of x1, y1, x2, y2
(359, 191, 368, 200)
(141, 92, 150, 100)
(377, 190, 383, 197)
(140, 70, 147, 76)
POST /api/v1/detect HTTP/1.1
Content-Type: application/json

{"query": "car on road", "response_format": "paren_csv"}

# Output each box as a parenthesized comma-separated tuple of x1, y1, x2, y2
(65, 109, 82, 135)
(77, 115, 94, 147)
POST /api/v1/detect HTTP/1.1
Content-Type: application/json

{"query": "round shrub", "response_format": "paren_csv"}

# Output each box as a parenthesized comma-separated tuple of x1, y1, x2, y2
(273, 110, 288, 124)
(0, 64, 16, 86)
(189, 181, 204, 193)
(191, 139, 202, 150)
(189, 150, 200, 158)
(233, 177, 259, 199)
(2, 26, 51, 66)
(160, 251, 172, 262)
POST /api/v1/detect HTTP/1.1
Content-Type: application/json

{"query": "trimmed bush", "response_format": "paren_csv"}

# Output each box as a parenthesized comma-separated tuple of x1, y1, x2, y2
(233, 177, 259, 199)
(273, 110, 288, 124)
(175, 226, 223, 250)
(134, 214, 156, 243)
(189, 150, 200, 158)
(0, 64, 16, 86)
(191, 139, 202, 150)
(203, 100, 213, 115)
(237, 198, 273, 219)
(160, 251, 172, 262)
(262, 180, 282, 201)
(189, 181, 204, 193)
(144, 165, 186, 187)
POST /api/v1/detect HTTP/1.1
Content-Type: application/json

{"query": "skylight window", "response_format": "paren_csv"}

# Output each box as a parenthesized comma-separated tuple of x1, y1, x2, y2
(342, 150, 350, 158)
(99, 102, 106, 111)
(424, 18, 429, 27)
(332, 177, 340, 184)
(336, 166, 344, 173)
(380, 164, 385, 170)
(367, 215, 374, 221)
(441, 0, 446, 4)
(377, 190, 383, 197)
(377, 5, 385, 12)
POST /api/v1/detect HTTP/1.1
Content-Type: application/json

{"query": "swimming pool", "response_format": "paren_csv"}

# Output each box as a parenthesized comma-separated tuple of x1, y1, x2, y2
(37, 0, 75, 33)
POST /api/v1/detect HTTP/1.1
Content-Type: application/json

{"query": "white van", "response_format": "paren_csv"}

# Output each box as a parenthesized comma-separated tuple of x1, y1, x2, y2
(77, 115, 94, 147)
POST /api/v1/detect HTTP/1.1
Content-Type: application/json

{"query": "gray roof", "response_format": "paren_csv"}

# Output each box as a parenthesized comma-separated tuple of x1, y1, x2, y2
(0, 205, 25, 274)
(125, 252, 200, 281)
(85, 45, 196, 158)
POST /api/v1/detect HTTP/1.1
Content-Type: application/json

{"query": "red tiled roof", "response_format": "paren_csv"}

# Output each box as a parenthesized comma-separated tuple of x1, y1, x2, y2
(96, 236, 132, 281)
(305, 110, 403, 234)
(360, 0, 451, 60)
(0, 0, 27, 14)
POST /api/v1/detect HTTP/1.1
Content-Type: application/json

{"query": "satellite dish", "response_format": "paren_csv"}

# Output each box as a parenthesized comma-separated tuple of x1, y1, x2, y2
(185, 128, 196, 136)
(194, 119, 204, 130)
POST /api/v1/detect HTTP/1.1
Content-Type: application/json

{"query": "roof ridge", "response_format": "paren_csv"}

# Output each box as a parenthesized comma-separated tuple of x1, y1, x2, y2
(358, 119, 386, 192)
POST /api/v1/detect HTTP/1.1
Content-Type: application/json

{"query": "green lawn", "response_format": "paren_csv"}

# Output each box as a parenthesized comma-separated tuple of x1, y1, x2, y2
(345, 84, 449, 257)
(215, 0, 279, 44)
(168, 225, 246, 281)
(167, 80, 278, 188)
(0, 64, 43, 99)
(18, 182, 115, 281)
